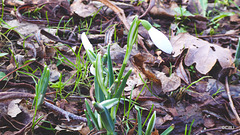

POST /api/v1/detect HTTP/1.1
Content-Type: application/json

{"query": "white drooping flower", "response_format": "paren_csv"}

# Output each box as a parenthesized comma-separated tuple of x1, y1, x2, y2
(90, 64, 95, 75)
(81, 32, 94, 52)
(81, 32, 95, 75)
(141, 20, 173, 54)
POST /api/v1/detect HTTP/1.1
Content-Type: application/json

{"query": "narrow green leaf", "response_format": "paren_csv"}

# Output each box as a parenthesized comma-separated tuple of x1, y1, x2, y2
(34, 65, 50, 109)
(145, 111, 156, 135)
(94, 102, 115, 133)
(107, 44, 114, 87)
(94, 77, 105, 102)
(161, 124, 174, 135)
(135, 107, 142, 135)
(84, 110, 93, 130)
(99, 98, 119, 109)
(114, 69, 132, 98)
(95, 54, 107, 97)
(85, 99, 100, 130)
(210, 12, 235, 25)
(185, 124, 188, 135)
(188, 119, 194, 135)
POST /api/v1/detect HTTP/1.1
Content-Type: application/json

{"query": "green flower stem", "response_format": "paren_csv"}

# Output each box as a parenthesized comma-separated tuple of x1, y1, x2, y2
(116, 16, 140, 88)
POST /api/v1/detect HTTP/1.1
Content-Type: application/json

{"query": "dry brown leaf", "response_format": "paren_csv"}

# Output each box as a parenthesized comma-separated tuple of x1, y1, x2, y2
(187, 0, 205, 16)
(230, 14, 240, 22)
(70, 0, 98, 18)
(125, 69, 146, 92)
(151, 128, 159, 135)
(132, 53, 162, 86)
(150, 2, 207, 21)
(156, 72, 181, 93)
(4, 20, 40, 36)
(171, 33, 234, 74)
(155, 114, 173, 127)
(7, 99, 22, 117)
(175, 59, 190, 84)
(55, 123, 88, 132)
(5, 0, 24, 6)
(203, 117, 215, 128)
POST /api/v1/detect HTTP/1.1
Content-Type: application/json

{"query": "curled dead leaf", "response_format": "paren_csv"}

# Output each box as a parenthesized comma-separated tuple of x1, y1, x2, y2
(171, 33, 234, 74)
(132, 53, 162, 86)
(156, 72, 181, 93)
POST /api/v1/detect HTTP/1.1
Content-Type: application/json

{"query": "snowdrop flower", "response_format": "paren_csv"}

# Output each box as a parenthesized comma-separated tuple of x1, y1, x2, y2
(141, 20, 173, 54)
(90, 64, 95, 75)
(81, 32, 94, 52)
(81, 32, 95, 75)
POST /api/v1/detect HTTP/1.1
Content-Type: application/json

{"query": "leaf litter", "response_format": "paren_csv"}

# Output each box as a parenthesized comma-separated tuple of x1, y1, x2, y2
(0, 0, 240, 134)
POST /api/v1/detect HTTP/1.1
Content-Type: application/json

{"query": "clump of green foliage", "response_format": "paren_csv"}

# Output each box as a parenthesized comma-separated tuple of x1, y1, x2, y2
(84, 16, 158, 134)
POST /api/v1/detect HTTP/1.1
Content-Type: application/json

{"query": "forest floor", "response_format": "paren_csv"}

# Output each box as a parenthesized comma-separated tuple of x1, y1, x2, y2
(0, 0, 240, 134)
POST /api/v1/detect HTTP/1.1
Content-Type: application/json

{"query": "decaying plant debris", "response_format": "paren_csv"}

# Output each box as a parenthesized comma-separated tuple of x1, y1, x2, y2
(0, 0, 240, 134)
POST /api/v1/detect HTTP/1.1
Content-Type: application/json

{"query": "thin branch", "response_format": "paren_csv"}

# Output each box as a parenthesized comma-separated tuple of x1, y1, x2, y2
(0, 61, 34, 82)
(0, 92, 88, 122)
(43, 101, 87, 122)
(225, 77, 240, 124)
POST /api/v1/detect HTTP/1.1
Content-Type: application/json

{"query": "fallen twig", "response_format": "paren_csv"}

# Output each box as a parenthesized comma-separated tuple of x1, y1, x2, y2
(195, 126, 235, 135)
(0, 61, 34, 82)
(226, 128, 240, 135)
(43, 101, 87, 122)
(225, 77, 240, 125)
(202, 110, 236, 127)
(139, 0, 155, 18)
(0, 92, 88, 122)
(90, 83, 95, 102)
(0, 92, 35, 102)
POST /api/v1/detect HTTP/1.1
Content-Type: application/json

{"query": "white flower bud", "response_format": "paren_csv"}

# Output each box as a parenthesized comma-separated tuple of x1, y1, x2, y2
(81, 32, 94, 52)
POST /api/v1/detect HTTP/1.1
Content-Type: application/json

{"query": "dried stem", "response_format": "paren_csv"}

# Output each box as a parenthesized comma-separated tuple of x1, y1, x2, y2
(0, 92, 87, 122)
(225, 77, 240, 125)
(0, 61, 34, 82)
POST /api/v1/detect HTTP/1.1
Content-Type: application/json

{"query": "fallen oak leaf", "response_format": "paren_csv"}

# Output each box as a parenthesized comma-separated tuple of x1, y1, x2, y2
(171, 33, 234, 74)
(70, 0, 98, 18)
(156, 72, 181, 93)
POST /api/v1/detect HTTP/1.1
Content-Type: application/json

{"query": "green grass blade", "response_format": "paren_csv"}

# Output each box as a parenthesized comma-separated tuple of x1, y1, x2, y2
(185, 124, 188, 135)
(145, 111, 156, 135)
(188, 119, 194, 135)
(136, 107, 142, 135)
(161, 124, 175, 135)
